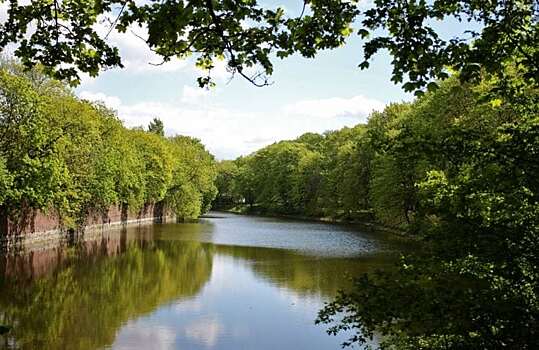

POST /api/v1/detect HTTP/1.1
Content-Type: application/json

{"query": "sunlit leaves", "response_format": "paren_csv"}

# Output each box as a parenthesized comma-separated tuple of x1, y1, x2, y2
(1, 0, 536, 91)
(360, 0, 538, 94)
(0, 65, 217, 230)
(316, 74, 539, 349)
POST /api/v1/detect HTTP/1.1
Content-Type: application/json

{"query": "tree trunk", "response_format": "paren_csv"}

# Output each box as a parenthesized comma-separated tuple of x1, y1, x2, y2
(0, 205, 7, 237)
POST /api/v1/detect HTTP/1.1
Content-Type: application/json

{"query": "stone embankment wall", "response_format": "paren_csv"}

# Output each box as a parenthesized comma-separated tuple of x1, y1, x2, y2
(0, 202, 171, 244)
(1, 226, 153, 278)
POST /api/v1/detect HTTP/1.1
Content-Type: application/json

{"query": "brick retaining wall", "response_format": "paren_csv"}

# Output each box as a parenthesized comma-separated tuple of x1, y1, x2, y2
(0, 202, 171, 243)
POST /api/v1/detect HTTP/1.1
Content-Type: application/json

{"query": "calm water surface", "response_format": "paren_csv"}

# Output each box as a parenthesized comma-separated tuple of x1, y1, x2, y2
(0, 212, 400, 349)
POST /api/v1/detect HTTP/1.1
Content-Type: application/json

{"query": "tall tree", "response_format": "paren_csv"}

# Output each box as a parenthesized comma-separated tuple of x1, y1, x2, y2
(0, 65, 218, 233)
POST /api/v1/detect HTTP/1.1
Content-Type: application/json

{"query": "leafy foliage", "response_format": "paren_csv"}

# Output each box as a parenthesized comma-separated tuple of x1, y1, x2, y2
(0, 0, 357, 87)
(0, 64, 217, 233)
(215, 120, 382, 221)
(213, 160, 240, 208)
(0, 1, 536, 91)
(316, 76, 539, 348)
(214, 72, 539, 348)
(147, 117, 164, 137)
(360, 0, 538, 94)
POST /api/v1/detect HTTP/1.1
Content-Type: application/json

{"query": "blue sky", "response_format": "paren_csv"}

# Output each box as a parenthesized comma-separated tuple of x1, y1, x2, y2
(0, 0, 480, 159)
(73, 1, 420, 159)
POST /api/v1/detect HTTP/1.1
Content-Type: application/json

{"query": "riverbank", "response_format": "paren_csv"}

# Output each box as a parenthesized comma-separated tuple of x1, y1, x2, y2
(215, 205, 405, 237)
(0, 214, 176, 253)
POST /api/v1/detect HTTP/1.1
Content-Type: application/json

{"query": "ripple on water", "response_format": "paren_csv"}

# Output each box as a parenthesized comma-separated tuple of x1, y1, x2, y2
(156, 212, 392, 258)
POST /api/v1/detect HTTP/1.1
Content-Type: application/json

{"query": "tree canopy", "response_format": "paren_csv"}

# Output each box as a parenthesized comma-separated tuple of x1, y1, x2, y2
(213, 71, 539, 348)
(0, 0, 536, 92)
(0, 1, 538, 349)
(0, 63, 217, 233)
(147, 117, 164, 137)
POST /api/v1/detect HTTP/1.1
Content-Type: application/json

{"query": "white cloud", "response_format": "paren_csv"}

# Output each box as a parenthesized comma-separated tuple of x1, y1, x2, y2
(210, 59, 231, 81)
(184, 317, 224, 347)
(95, 21, 188, 74)
(76, 90, 385, 160)
(113, 324, 176, 350)
(79, 91, 122, 110)
(283, 95, 385, 121)
(194, 57, 231, 82)
(173, 299, 203, 313)
(77, 72, 97, 87)
(93, 21, 229, 80)
(0, 2, 8, 22)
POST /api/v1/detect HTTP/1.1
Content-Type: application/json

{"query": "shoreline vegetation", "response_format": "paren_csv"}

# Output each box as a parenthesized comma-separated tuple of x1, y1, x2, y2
(0, 0, 536, 348)
(212, 71, 539, 348)
(216, 206, 404, 237)
(0, 62, 218, 239)
(214, 75, 529, 235)
(1, 59, 538, 350)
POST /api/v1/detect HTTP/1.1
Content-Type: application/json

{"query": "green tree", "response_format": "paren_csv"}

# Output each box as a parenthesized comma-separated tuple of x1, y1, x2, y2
(247, 142, 315, 214)
(333, 126, 373, 220)
(317, 126, 371, 219)
(0, 69, 68, 232)
(0, 156, 12, 206)
(130, 129, 173, 204)
(233, 156, 258, 209)
(214, 160, 240, 208)
(0, 65, 218, 233)
(147, 118, 165, 137)
(166, 136, 217, 220)
(291, 149, 323, 216)
(317, 74, 539, 349)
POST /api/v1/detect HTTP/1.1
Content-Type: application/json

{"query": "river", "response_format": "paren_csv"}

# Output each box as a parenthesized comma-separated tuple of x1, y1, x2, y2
(0, 212, 401, 350)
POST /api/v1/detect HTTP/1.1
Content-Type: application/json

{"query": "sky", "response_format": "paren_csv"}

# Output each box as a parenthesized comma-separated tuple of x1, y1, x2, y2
(0, 0, 482, 159)
(70, 0, 421, 160)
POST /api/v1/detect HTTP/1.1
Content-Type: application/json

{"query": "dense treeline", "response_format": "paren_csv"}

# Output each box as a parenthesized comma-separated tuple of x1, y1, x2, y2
(215, 76, 536, 228)
(215, 73, 539, 348)
(214, 128, 375, 221)
(0, 63, 217, 234)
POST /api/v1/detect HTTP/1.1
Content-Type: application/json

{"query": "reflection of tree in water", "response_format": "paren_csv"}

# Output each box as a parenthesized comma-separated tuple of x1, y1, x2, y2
(214, 244, 395, 297)
(153, 217, 398, 298)
(0, 228, 214, 350)
(0, 220, 395, 349)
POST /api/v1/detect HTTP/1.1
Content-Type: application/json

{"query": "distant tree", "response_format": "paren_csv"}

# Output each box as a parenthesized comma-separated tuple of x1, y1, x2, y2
(295, 132, 325, 151)
(213, 161, 240, 208)
(148, 118, 164, 137)
(166, 135, 218, 220)
(209, 72, 539, 349)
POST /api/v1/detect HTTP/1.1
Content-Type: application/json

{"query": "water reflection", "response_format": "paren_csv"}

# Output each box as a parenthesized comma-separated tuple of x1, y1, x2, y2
(0, 228, 213, 350)
(0, 212, 395, 349)
(213, 244, 390, 296)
